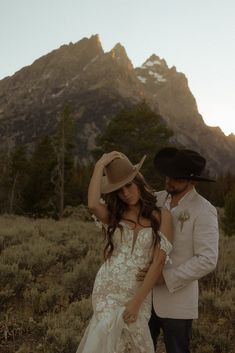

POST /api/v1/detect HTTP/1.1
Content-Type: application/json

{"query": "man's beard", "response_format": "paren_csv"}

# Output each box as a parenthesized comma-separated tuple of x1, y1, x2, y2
(166, 184, 189, 196)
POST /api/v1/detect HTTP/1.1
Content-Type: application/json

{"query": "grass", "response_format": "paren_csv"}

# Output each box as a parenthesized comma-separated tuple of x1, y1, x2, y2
(0, 211, 234, 353)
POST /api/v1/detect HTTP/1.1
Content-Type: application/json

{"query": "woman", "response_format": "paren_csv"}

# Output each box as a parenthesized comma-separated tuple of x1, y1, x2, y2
(76, 151, 173, 353)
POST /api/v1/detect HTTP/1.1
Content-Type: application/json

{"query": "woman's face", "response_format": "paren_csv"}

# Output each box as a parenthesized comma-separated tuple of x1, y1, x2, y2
(117, 181, 140, 206)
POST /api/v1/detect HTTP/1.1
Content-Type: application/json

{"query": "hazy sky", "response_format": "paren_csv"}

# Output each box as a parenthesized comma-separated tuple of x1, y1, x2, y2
(1, 0, 234, 135)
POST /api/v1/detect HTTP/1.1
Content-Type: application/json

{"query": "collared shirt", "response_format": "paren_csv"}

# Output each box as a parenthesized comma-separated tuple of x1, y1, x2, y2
(164, 188, 195, 212)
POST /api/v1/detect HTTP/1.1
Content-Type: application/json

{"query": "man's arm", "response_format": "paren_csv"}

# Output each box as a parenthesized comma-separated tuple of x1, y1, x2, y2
(163, 205, 219, 293)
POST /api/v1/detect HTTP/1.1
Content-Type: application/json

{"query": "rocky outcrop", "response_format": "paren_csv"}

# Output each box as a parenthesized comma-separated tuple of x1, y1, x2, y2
(135, 54, 235, 174)
(0, 35, 234, 174)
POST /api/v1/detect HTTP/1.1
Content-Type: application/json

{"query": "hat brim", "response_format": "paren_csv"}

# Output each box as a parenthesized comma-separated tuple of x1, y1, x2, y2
(156, 165, 216, 182)
(101, 155, 146, 194)
(154, 147, 216, 182)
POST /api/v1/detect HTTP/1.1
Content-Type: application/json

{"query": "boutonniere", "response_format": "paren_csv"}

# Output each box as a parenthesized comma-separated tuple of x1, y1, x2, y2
(178, 210, 190, 231)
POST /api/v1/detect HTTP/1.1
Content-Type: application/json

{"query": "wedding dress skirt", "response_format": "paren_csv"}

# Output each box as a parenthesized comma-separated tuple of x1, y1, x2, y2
(76, 222, 172, 353)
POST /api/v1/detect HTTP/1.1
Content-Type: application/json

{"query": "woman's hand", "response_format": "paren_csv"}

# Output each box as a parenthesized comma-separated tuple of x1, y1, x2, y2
(88, 151, 122, 222)
(96, 151, 123, 168)
(123, 298, 141, 324)
(136, 265, 149, 281)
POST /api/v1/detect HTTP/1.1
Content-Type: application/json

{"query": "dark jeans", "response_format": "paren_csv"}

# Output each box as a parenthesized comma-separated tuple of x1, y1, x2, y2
(149, 308, 192, 353)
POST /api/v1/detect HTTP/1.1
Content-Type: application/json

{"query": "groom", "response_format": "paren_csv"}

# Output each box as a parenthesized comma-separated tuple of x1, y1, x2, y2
(139, 147, 219, 353)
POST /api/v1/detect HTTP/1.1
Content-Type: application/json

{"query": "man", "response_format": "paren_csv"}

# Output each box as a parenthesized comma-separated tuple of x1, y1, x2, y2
(138, 147, 219, 353)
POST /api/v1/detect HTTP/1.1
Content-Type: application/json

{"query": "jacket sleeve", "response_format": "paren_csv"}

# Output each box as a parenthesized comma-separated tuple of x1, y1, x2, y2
(163, 205, 219, 293)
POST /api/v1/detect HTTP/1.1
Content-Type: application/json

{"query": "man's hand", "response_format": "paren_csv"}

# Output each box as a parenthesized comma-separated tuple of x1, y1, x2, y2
(136, 265, 166, 285)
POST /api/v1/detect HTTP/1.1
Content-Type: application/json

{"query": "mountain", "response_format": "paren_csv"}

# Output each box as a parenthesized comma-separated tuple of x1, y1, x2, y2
(135, 55, 235, 173)
(0, 34, 234, 174)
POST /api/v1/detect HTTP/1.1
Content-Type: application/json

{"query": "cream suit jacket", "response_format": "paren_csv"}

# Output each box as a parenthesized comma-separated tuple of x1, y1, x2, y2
(153, 188, 219, 319)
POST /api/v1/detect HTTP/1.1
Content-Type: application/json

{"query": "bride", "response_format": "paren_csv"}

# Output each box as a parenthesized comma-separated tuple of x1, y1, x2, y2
(76, 151, 173, 353)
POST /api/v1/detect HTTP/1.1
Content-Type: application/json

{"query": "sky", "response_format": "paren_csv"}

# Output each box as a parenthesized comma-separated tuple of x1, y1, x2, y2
(0, 0, 234, 135)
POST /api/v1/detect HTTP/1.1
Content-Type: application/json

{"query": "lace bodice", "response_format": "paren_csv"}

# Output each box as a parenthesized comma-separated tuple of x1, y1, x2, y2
(92, 217, 172, 264)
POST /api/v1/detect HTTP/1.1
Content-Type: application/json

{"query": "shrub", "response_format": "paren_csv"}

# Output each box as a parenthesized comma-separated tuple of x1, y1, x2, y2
(23, 284, 64, 315)
(63, 255, 101, 300)
(1, 237, 58, 276)
(43, 298, 92, 353)
(0, 263, 32, 303)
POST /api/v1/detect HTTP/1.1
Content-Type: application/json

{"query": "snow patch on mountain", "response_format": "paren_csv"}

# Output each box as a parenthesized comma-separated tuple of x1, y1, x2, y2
(137, 76, 147, 84)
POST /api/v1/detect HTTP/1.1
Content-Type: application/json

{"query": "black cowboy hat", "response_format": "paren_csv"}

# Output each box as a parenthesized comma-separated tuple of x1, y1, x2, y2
(154, 147, 216, 182)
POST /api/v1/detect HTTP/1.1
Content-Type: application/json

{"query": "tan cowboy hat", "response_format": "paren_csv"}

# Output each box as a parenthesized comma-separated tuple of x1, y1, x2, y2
(101, 153, 146, 194)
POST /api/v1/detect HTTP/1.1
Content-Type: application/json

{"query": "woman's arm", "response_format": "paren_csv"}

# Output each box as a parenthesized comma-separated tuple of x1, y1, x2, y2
(88, 151, 122, 224)
(123, 209, 173, 323)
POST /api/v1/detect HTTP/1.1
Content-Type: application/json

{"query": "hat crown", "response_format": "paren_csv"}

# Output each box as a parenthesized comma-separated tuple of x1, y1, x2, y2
(101, 154, 146, 194)
(174, 149, 206, 175)
(154, 147, 215, 182)
(104, 156, 136, 184)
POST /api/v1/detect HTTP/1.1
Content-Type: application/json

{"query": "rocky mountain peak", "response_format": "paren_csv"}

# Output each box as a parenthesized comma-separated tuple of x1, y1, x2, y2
(2, 35, 104, 84)
(57, 34, 102, 54)
(108, 43, 133, 70)
(87, 33, 102, 48)
(141, 54, 168, 70)
(135, 54, 168, 87)
(135, 52, 199, 126)
(228, 133, 235, 143)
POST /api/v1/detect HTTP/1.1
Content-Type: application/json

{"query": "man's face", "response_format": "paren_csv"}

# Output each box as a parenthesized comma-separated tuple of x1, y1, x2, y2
(165, 176, 193, 196)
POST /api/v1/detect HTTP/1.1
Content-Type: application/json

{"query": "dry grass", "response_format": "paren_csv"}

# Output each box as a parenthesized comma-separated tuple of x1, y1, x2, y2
(0, 213, 234, 353)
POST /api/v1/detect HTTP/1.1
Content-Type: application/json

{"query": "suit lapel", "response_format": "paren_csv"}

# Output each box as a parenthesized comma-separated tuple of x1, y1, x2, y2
(171, 188, 198, 227)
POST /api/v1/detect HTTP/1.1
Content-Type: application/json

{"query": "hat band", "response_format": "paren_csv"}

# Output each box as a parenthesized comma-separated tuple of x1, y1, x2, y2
(106, 166, 137, 184)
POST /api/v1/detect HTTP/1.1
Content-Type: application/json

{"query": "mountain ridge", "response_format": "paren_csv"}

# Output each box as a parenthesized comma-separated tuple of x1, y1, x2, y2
(0, 35, 234, 174)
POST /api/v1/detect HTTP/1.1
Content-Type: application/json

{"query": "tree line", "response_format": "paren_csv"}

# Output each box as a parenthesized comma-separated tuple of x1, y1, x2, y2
(0, 102, 234, 234)
(0, 106, 92, 218)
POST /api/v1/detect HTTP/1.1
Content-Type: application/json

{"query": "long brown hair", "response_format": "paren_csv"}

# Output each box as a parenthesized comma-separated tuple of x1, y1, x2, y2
(102, 173, 161, 260)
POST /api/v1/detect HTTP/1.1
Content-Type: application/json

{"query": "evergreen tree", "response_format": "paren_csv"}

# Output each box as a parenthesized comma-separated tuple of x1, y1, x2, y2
(0, 145, 29, 214)
(222, 188, 235, 236)
(198, 172, 235, 208)
(197, 176, 225, 207)
(94, 101, 173, 187)
(222, 171, 235, 195)
(0, 151, 9, 212)
(51, 105, 76, 218)
(24, 136, 57, 216)
(74, 160, 94, 205)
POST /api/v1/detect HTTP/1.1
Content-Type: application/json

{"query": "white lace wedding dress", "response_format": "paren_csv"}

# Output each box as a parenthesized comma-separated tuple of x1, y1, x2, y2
(76, 221, 172, 353)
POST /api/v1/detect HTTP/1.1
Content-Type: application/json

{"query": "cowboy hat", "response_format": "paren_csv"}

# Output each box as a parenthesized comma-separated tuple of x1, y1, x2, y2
(154, 147, 216, 182)
(101, 154, 146, 194)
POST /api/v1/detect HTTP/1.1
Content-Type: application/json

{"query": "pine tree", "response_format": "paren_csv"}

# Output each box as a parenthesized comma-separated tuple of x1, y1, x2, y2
(24, 136, 57, 216)
(222, 188, 235, 236)
(94, 101, 173, 187)
(0, 125, 16, 212)
(3, 145, 29, 214)
(197, 176, 224, 207)
(51, 105, 76, 218)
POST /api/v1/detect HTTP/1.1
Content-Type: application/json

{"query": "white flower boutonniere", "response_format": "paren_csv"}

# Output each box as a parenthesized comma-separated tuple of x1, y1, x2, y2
(178, 210, 190, 231)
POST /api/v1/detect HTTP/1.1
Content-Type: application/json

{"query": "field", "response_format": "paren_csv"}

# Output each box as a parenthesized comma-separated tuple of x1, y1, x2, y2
(0, 209, 234, 353)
